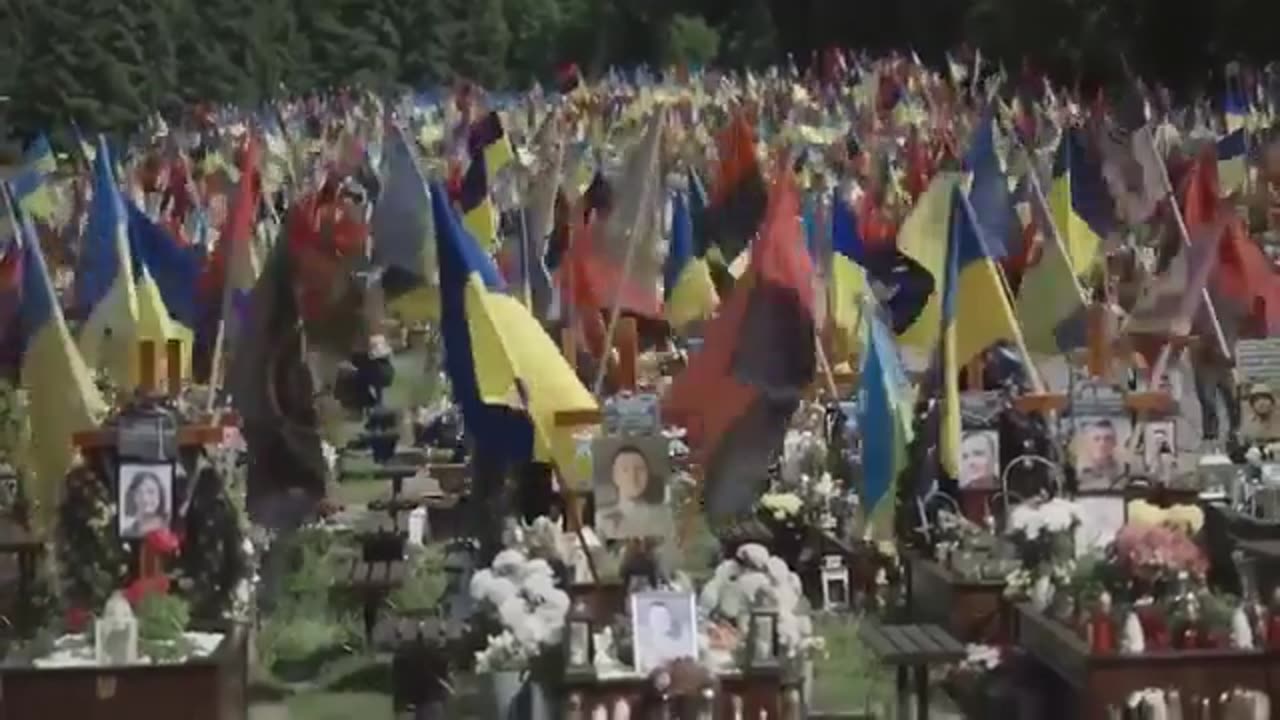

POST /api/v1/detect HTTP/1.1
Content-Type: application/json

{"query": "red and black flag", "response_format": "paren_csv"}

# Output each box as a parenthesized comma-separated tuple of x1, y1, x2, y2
(663, 165, 816, 522)
(704, 112, 768, 265)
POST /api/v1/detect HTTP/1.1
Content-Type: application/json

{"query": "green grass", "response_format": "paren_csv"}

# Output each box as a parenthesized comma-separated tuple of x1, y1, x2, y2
(811, 614, 895, 715)
(284, 692, 390, 719)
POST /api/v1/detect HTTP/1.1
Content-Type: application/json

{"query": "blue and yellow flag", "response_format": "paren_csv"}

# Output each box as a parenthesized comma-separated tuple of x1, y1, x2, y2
(373, 122, 438, 323)
(432, 181, 596, 472)
(896, 172, 963, 351)
(459, 154, 500, 252)
(10, 135, 58, 223)
(964, 107, 1015, 259)
(663, 191, 718, 330)
(859, 305, 912, 539)
(75, 137, 139, 388)
(940, 187, 1028, 477)
(127, 201, 201, 377)
(6, 186, 104, 531)
(1216, 128, 1248, 197)
(1013, 175, 1089, 356)
(829, 190, 868, 358)
(1049, 128, 1112, 275)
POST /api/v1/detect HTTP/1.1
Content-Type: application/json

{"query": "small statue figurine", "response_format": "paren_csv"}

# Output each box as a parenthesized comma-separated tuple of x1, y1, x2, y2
(94, 591, 138, 665)
(1120, 610, 1146, 654)
(1231, 605, 1256, 650)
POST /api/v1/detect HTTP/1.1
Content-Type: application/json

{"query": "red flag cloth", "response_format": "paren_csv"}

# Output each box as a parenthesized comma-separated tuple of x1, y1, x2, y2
(286, 190, 368, 323)
(199, 134, 260, 303)
(662, 168, 815, 518)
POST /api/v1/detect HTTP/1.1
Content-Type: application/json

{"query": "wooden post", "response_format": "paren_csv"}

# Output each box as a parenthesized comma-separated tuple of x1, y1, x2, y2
(616, 317, 638, 392)
(965, 357, 984, 392)
(165, 339, 182, 397)
(138, 340, 157, 394)
(1086, 303, 1110, 378)
(561, 328, 577, 371)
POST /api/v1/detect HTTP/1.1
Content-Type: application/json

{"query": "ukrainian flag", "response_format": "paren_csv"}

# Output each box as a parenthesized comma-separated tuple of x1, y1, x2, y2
(1217, 128, 1248, 197)
(940, 187, 1029, 477)
(663, 191, 718, 330)
(75, 137, 139, 389)
(829, 190, 868, 359)
(468, 111, 515, 177)
(896, 172, 963, 351)
(431, 181, 596, 472)
(1225, 85, 1249, 134)
(859, 305, 912, 539)
(127, 202, 201, 378)
(10, 135, 58, 223)
(6, 187, 105, 531)
(459, 154, 500, 252)
(1048, 128, 1112, 276)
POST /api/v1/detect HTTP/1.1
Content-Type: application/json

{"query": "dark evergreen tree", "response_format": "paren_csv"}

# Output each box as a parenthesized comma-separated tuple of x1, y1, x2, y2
(722, 0, 778, 68)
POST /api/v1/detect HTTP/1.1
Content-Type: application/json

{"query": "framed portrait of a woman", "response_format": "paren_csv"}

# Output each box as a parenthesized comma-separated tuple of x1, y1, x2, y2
(958, 430, 1000, 489)
(592, 435, 673, 540)
(118, 463, 174, 538)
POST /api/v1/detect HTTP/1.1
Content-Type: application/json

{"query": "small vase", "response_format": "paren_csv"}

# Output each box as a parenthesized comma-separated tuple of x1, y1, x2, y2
(483, 670, 524, 720)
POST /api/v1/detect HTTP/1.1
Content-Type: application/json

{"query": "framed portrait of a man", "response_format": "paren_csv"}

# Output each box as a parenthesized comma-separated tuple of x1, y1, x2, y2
(1142, 421, 1177, 474)
(118, 463, 174, 539)
(630, 591, 698, 673)
(1072, 416, 1131, 491)
(592, 435, 673, 540)
(958, 430, 1000, 489)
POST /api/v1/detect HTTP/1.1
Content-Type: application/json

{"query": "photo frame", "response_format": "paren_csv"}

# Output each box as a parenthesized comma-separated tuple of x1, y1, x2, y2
(958, 429, 1000, 489)
(1071, 415, 1132, 492)
(592, 434, 673, 540)
(1074, 494, 1127, 556)
(820, 555, 850, 611)
(117, 463, 174, 539)
(1140, 420, 1177, 475)
(630, 591, 698, 673)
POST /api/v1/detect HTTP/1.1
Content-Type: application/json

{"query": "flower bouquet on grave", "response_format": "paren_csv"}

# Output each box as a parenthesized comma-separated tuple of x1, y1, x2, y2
(1001, 498, 1084, 612)
(469, 549, 571, 687)
(696, 543, 825, 673)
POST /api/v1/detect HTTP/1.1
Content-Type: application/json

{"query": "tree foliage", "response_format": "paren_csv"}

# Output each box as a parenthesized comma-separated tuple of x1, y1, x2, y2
(5, 0, 1280, 139)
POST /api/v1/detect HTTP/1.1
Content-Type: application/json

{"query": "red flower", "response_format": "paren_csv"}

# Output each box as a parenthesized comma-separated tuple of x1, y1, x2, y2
(144, 528, 181, 556)
(124, 575, 171, 607)
(65, 606, 91, 633)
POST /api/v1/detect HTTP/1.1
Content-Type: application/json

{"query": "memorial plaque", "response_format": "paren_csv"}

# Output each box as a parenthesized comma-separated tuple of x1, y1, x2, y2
(603, 393, 661, 436)
(1237, 338, 1280, 389)
(116, 411, 179, 462)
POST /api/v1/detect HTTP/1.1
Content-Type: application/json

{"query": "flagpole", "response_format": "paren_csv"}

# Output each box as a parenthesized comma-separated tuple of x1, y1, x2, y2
(1144, 130, 1231, 362)
(591, 109, 664, 397)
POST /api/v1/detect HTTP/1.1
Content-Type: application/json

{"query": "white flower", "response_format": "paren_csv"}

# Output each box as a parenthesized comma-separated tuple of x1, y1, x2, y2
(520, 558, 555, 583)
(713, 559, 743, 584)
(765, 557, 791, 584)
(735, 571, 771, 601)
(736, 543, 771, 571)
(469, 569, 496, 602)
(492, 549, 527, 576)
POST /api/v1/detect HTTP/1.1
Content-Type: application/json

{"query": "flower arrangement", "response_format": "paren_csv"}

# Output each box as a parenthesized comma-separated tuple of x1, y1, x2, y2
(1126, 500, 1204, 535)
(758, 492, 804, 523)
(469, 549, 572, 673)
(781, 429, 828, 485)
(697, 544, 824, 666)
(1112, 523, 1208, 582)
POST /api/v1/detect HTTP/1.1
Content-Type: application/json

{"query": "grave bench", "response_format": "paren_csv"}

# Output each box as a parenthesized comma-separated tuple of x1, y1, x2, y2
(337, 557, 407, 641)
(858, 622, 966, 720)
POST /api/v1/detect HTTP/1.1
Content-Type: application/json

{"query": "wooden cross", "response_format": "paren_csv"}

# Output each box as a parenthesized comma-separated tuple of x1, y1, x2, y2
(71, 340, 226, 450)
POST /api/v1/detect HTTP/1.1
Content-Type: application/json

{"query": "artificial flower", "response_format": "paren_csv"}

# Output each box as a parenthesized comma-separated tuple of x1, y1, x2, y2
(124, 575, 171, 606)
(144, 528, 181, 556)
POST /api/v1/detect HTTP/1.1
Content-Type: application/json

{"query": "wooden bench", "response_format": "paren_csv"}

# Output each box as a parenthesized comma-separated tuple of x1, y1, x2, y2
(908, 556, 1009, 644)
(339, 558, 407, 641)
(858, 623, 966, 720)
